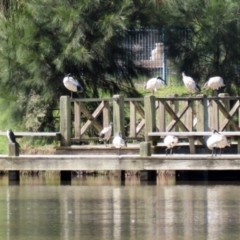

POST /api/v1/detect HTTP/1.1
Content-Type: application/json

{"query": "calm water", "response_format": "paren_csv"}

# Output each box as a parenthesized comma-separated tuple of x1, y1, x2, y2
(0, 175, 240, 240)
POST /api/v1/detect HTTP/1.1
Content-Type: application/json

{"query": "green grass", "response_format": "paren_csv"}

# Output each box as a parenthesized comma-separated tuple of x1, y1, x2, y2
(0, 136, 8, 154)
(138, 85, 188, 97)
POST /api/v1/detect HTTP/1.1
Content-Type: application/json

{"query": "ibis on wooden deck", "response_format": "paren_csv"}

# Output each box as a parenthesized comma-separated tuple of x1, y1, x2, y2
(6, 129, 16, 143)
(144, 76, 165, 94)
(6, 129, 20, 148)
(99, 122, 113, 146)
(163, 135, 178, 155)
(216, 135, 231, 155)
(63, 73, 84, 98)
(182, 72, 200, 94)
(113, 132, 127, 149)
(206, 130, 228, 157)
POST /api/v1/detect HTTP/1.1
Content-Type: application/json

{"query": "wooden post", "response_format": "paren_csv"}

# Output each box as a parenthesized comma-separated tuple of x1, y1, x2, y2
(121, 171, 126, 182)
(210, 97, 219, 131)
(60, 96, 71, 146)
(113, 95, 125, 137)
(139, 142, 156, 182)
(197, 94, 209, 132)
(8, 143, 19, 157)
(8, 142, 20, 183)
(140, 142, 151, 156)
(74, 101, 81, 139)
(113, 94, 125, 181)
(60, 171, 72, 184)
(186, 100, 195, 153)
(129, 101, 136, 138)
(197, 94, 209, 154)
(186, 100, 193, 131)
(157, 99, 166, 132)
(168, 94, 179, 131)
(219, 93, 230, 131)
(103, 101, 110, 128)
(8, 171, 20, 184)
(144, 95, 156, 143)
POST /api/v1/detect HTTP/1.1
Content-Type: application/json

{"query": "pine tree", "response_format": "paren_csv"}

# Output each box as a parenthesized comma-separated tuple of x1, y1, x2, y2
(0, 0, 160, 130)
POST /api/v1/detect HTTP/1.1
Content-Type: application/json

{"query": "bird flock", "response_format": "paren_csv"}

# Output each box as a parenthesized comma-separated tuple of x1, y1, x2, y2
(4, 71, 228, 158)
(144, 72, 225, 96)
(62, 71, 229, 156)
(98, 123, 127, 152)
(163, 129, 231, 157)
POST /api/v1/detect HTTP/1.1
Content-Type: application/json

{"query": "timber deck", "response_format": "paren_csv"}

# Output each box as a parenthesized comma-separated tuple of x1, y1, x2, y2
(1, 154, 240, 171)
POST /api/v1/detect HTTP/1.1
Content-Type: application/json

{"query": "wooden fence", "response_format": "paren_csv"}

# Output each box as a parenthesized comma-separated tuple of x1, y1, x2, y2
(60, 93, 240, 146)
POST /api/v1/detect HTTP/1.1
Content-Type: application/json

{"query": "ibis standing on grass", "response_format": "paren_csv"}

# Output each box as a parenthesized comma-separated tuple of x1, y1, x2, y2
(163, 135, 178, 155)
(63, 73, 84, 98)
(203, 76, 225, 94)
(144, 76, 165, 94)
(99, 122, 113, 146)
(182, 72, 201, 95)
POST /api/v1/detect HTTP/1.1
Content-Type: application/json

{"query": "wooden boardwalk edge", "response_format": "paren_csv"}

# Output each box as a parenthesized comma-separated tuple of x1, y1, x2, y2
(1, 154, 240, 171)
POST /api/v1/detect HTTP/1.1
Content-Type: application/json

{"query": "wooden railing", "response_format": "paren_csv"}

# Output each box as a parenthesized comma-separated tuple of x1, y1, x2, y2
(59, 94, 240, 146)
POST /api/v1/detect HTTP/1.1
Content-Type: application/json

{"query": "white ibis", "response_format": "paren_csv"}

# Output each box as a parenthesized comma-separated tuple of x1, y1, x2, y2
(144, 76, 165, 94)
(182, 72, 201, 94)
(163, 135, 178, 155)
(206, 129, 226, 157)
(99, 123, 113, 146)
(112, 132, 127, 148)
(216, 135, 231, 155)
(63, 73, 84, 98)
(6, 129, 16, 143)
(6, 129, 20, 148)
(203, 76, 225, 94)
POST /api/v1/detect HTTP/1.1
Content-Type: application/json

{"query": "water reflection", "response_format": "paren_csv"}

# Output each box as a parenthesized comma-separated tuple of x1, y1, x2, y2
(0, 175, 240, 239)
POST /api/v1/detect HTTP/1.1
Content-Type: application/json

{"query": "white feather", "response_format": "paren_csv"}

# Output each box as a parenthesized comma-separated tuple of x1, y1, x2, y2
(112, 132, 126, 148)
(216, 136, 230, 149)
(207, 130, 231, 156)
(150, 43, 163, 61)
(193, 117, 198, 128)
(144, 77, 165, 93)
(164, 135, 178, 148)
(6, 129, 16, 143)
(203, 76, 225, 90)
(207, 130, 225, 150)
(99, 123, 113, 142)
(164, 135, 178, 153)
(63, 74, 83, 93)
(182, 72, 200, 93)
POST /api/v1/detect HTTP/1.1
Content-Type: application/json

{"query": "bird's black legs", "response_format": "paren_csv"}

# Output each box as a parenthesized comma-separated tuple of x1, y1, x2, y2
(165, 148, 169, 155)
(219, 148, 223, 155)
(211, 147, 218, 157)
(166, 148, 174, 155)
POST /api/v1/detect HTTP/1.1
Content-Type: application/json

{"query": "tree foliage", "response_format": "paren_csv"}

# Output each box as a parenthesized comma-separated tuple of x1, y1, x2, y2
(0, 0, 160, 130)
(162, 0, 240, 88)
